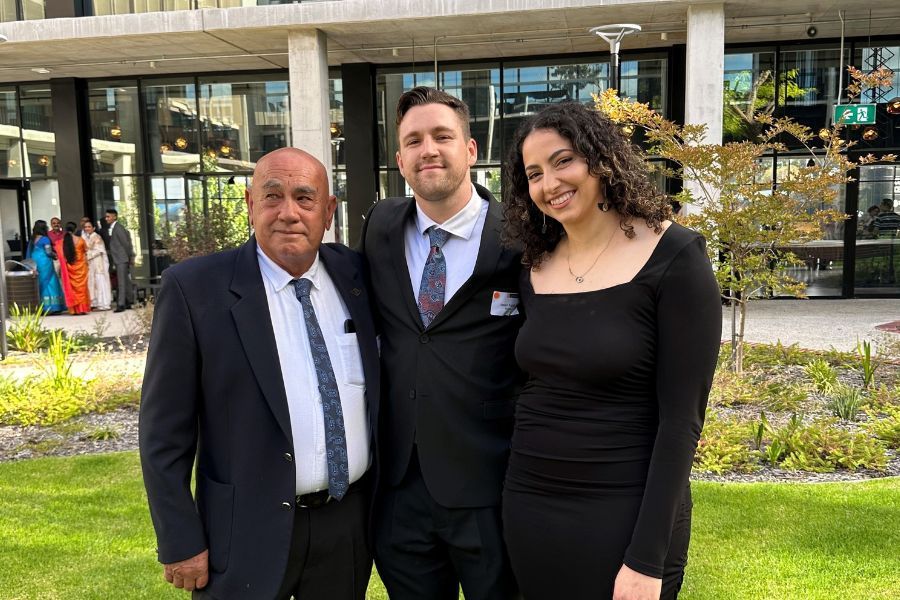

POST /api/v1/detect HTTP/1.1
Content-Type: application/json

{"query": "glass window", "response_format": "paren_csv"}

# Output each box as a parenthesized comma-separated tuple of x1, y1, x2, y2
(439, 67, 501, 164)
(330, 76, 345, 169)
(779, 47, 847, 132)
(0, 86, 22, 179)
(143, 78, 200, 174)
(855, 164, 899, 294)
(723, 51, 777, 142)
(19, 84, 55, 179)
(88, 82, 142, 176)
(22, 0, 43, 19)
(0, 0, 17, 22)
(854, 45, 900, 103)
(92, 0, 192, 15)
(198, 75, 291, 174)
(93, 175, 147, 275)
(620, 57, 667, 113)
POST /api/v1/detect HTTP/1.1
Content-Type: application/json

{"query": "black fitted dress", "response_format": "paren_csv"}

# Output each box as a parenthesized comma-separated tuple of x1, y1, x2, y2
(502, 223, 722, 600)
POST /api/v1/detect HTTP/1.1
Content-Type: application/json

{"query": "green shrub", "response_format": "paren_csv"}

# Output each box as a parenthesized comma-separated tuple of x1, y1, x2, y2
(804, 358, 838, 394)
(0, 376, 90, 426)
(827, 385, 864, 421)
(865, 404, 900, 449)
(742, 342, 812, 368)
(694, 412, 759, 474)
(864, 384, 900, 411)
(773, 416, 887, 472)
(760, 379, 808, 412)
(856, 340, 878, 389)
(6, 303, 49, 352)
(709, 370, 758, 406)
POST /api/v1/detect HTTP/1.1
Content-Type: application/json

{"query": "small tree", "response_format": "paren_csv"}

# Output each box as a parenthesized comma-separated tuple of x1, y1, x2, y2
(596, 66, 895, 373)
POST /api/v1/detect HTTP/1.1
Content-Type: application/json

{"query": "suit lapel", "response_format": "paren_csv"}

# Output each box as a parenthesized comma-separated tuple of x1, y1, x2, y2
(427, 186, 504, 329)
(229, 238, 293, 442)
(389, 199, 424, 330)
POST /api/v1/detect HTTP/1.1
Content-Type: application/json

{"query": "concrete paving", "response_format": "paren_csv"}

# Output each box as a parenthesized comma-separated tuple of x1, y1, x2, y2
(3, 298, 898, 354)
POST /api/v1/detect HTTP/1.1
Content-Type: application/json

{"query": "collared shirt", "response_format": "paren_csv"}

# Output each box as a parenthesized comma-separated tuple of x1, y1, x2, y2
(405, 184, 488, 306)
(257, 247, 370, 495)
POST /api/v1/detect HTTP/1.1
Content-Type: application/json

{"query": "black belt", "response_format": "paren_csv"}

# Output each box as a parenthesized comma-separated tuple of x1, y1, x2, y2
(295, 474, 368, 509)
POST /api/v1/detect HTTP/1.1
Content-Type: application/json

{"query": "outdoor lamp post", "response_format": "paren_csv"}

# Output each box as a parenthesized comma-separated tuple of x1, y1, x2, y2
(589, 24, 641, 94)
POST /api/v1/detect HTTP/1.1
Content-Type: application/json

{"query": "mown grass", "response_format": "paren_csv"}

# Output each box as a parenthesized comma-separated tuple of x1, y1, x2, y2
(0, 452, 897, 599)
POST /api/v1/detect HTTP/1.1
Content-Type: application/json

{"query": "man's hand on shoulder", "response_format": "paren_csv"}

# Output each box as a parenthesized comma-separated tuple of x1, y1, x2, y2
(164, 549, 209, 591)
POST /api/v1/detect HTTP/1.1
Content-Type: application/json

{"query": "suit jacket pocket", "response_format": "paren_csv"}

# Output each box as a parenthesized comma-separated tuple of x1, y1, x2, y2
(196, 472, 235, 574)
(482, 397, 515, 420)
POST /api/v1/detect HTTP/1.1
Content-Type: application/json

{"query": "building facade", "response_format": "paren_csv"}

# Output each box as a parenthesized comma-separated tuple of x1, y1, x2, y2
(0, 0, 898, 297)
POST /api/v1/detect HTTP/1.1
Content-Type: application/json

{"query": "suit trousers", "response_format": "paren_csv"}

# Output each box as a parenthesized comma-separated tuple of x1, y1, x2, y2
(114, 261, 134, 307)
(374, 452, 519, 600)
(273, 478, 372, 600)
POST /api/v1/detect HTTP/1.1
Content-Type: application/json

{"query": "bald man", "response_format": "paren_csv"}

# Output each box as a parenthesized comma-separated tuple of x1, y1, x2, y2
(140, 148, 380, 599)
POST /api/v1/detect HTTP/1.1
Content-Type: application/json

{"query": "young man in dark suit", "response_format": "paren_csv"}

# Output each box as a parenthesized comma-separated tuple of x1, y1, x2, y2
(104, 207, 135, 312)
(360, 87, 523, 600)
(140, 148, 379, 599)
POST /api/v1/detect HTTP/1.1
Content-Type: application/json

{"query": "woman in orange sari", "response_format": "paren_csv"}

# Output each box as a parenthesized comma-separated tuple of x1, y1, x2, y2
(59, 222, 91, 315)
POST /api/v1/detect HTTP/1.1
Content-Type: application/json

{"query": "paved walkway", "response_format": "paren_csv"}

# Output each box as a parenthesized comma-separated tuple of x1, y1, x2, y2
(2, 298, 898, 354)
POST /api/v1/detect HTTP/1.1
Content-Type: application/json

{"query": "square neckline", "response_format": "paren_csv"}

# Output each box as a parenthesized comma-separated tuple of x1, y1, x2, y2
(527, 222, 679, 297)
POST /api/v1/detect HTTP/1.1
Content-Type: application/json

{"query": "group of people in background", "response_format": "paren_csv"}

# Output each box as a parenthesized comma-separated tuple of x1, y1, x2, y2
(25, 209, 134, 315)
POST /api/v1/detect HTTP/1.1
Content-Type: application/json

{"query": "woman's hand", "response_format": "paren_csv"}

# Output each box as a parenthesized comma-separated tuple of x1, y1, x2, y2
(612, 563, 662, 600)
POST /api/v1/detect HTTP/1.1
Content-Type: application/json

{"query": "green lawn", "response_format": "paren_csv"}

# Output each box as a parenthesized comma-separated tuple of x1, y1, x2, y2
(0, 452, 897, 599)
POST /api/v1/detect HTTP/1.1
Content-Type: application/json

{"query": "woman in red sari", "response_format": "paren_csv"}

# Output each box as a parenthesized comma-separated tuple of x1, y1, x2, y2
(58, 222, 91, 315)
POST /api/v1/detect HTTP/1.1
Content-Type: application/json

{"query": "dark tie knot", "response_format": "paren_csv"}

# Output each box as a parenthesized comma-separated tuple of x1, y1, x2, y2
(427, 226, 451, 250)
(291, 278, 313, 300)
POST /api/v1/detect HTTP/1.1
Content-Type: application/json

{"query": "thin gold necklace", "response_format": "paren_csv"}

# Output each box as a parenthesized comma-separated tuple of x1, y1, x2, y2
(567, 230, 616, 283)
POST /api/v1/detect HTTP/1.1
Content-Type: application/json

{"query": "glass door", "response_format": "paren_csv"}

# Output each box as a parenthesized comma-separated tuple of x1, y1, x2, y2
(854, 164, 900, 295)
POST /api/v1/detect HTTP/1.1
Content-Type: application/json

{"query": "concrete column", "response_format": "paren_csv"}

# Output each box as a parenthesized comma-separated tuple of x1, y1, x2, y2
(288, 29, 334, 241)
(683, 4, 724, 209)
(288, 31, 331, 172)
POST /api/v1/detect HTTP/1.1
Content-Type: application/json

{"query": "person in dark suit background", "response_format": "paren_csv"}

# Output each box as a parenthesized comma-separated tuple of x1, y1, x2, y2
(104, 208, 135, 312)
(140, 148, 379, 599)
(359, 87, 523, 600)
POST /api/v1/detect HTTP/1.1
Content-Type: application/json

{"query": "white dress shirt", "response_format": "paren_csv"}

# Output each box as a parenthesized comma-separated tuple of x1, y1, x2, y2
(257, 247, 370, 495)
(405, 184, 488, 305)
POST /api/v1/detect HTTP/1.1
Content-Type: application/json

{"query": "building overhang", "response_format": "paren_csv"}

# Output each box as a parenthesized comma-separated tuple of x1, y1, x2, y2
(0, 0, 899, 83)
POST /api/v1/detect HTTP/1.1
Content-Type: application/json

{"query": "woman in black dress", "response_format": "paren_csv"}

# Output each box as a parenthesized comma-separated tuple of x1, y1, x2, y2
(500, 102, 721, 600)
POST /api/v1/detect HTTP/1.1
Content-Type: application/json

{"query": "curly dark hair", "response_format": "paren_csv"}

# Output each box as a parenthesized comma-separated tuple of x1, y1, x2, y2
(502, 101, 670, 268)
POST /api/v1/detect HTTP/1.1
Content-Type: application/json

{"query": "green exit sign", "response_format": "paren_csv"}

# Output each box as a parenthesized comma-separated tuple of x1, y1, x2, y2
(833, 103, 876, 125)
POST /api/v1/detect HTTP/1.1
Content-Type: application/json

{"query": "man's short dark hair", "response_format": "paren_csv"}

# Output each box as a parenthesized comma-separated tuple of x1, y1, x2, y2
(106, 208, 118, 216)
(396, 86, 471, 139)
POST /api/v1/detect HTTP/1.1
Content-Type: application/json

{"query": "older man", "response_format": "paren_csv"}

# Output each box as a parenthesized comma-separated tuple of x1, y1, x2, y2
(140, 148, 379, 599)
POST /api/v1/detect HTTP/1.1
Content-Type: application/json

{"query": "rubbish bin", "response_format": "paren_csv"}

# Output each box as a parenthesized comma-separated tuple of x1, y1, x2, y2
(4, 260, 40, 316)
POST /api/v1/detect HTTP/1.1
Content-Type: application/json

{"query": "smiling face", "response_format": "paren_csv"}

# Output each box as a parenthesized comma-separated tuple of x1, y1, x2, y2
(396, 103, 477, 212)
(50, 217, 61, 231)
(83, 221, 95, 235)
(246, 148, 336, 277)
(521, 128, 605, 229)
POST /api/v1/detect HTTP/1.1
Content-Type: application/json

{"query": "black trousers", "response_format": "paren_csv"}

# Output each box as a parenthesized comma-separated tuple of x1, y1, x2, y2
(274, 480, 372, 600)
(374, 453, 519, 600)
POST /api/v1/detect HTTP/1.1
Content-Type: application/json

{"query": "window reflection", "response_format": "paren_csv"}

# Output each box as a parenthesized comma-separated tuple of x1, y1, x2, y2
(144, 79, 201, 174)
(198, 76, 291, 173)
(723, 51, 777, 143)
(89, 82, 141, 176)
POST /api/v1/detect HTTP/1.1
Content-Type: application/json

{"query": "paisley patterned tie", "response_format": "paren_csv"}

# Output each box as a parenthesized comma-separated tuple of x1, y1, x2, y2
(417, 226, 452, 328)
(291, 278, 349, 500)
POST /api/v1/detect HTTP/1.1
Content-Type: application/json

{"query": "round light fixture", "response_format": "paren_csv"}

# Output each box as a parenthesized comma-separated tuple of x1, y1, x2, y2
(219, 144, 231, 157)
(38, 155, 49, 167)
(160, 143, 172, 154)
(109, 125, 122, 139)
(887, 97, 900, 115)
(8, 158, 17, 167)
(174, 136, 188, 150)
(862, 126, 879, 141)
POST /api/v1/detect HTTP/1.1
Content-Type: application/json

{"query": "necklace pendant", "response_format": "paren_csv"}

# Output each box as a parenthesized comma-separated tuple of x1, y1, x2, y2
(575, 276, 584, 284)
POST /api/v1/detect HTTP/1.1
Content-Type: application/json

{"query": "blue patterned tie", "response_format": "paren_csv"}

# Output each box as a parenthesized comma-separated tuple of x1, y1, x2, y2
(417, 226, 452, 328)
(291, 278, 350, 500)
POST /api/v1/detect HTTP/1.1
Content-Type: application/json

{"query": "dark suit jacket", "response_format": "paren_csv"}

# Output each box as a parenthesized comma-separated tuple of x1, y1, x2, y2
(107, 221, 134, 265)
(360, 183, 523, 508)
(139, 238, 380, 599)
